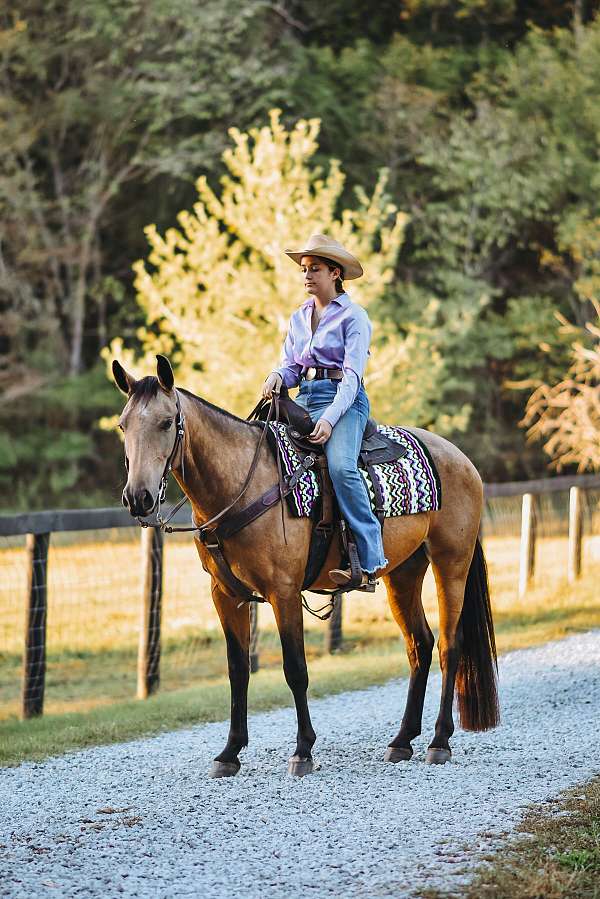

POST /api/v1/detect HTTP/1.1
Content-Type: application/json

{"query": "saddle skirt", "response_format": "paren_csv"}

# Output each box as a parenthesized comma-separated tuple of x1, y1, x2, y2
(267, 421, 442, 520)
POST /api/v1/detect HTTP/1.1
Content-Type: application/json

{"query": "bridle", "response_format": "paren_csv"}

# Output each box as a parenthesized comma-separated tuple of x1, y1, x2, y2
(135, 389, 186, 529)
(136, 387, 283, 538)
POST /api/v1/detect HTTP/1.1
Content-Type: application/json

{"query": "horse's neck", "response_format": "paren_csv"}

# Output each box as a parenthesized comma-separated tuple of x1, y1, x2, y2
(173, 394, 262, 522)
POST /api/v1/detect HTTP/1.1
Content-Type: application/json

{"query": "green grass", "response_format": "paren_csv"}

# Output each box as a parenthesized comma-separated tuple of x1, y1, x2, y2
(422, 777, 600, 898)
(0, 619, 404, 718)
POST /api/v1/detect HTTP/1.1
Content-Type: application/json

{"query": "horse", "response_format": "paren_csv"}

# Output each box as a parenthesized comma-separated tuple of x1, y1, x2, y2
(113, 355, 499, 777)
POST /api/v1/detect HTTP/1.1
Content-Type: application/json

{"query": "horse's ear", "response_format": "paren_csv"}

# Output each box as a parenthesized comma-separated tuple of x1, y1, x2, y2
(156, 355, 174, 392)
(112, 360, 137, 395)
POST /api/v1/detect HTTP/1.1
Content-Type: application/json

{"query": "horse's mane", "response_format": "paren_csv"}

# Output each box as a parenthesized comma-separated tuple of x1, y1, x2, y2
(130, 376, 254, 428)
(180, 387, 253, 427)
(130, 376, 160, 402)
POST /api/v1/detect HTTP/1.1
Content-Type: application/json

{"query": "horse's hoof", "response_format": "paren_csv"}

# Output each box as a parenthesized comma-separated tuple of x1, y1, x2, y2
(426, 747, 451, 765)
(209, 760, 240, 778)
(384, 746, 413, 763)
(287, 756, 314, 777)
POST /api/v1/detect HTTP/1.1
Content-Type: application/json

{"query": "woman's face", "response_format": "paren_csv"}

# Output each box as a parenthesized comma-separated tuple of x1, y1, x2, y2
(300, 255, 340, 298)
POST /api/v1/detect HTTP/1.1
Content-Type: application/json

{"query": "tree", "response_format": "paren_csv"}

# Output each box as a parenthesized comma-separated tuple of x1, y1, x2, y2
(524, 218, 600, 471)
(0, 0, 295, 378)
(524, 318, 600, 471)
(371, 17, 600, 476)
(0, 0, 303, 510)
(377, 99, 566, 474)
(107, 110, 406, 415)
(394, 0, 598, 44)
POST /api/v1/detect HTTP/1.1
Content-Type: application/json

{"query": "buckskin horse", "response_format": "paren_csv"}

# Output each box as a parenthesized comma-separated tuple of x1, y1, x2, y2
(114, 355, 499, 777)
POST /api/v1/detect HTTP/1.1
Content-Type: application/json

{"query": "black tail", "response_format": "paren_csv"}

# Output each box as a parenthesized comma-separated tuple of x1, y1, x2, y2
(455, 539, 500, 731)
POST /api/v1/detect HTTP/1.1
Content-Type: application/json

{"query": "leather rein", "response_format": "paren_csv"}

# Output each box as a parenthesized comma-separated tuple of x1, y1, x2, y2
(135, 389, 325, 608)
(137, 388, 283, 535)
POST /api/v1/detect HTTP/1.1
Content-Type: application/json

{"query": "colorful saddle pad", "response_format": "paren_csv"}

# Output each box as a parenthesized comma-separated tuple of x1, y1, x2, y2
(268, 423, 442, 519)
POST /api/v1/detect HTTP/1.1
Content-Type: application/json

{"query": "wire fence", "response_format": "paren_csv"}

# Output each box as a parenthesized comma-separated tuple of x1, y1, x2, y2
(1, 483, 600, 721)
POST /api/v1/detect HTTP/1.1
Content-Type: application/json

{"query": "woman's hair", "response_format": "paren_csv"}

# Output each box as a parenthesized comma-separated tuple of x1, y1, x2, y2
(318, 256, 344, 294)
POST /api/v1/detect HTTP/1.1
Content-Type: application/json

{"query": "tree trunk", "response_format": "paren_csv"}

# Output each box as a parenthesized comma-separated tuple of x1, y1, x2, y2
(69, 230, 94, 376)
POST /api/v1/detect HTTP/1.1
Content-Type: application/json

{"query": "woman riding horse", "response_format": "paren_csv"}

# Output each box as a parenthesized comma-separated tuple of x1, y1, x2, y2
(114, 242, 499, 776)
(262, 234, 386, 588)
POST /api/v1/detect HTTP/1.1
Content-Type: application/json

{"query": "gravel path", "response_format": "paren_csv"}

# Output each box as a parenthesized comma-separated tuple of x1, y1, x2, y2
(2, 631, 600, 899)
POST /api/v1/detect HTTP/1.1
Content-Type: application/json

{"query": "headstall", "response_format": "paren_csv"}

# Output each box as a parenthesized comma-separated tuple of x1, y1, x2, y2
(136, 389, 186, 530)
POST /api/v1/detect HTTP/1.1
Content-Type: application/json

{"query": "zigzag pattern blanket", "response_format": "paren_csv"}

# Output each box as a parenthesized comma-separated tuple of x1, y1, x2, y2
(268, 423, 442, 519)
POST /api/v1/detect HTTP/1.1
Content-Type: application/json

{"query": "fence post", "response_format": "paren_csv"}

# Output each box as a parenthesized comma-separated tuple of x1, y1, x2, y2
(137, 527, 163, 699)
(518, 493, 536, 598)
(249, 603, 259, 673)
(326, 592, 344, 653)
(22, 532, 50, 719)
(568, 486, 583, 583)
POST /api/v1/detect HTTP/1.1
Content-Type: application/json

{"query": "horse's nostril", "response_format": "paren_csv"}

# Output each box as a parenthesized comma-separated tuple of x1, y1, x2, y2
(122, 490, 129, 509)
(141, 489, 154, 512)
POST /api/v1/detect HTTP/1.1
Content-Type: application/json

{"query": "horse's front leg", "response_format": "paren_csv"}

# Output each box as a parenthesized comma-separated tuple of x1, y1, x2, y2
(270, 590, 316, 776)
(209, 579, 250, 778)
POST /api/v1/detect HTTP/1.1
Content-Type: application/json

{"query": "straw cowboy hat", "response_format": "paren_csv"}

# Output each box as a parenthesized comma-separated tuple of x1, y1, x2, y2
(284, 233, 363, 280)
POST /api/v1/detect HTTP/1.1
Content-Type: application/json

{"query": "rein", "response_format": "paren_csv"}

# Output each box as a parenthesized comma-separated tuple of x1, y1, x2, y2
(138, 388, 284, 539)
(134, 388, 335, 618)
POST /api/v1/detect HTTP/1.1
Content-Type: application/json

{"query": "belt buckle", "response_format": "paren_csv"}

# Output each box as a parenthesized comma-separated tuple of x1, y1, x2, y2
(305, 366, 317, 381)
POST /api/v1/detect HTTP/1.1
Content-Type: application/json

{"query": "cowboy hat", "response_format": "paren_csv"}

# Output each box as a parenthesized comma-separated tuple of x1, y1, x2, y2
(284, 233, 363, 280)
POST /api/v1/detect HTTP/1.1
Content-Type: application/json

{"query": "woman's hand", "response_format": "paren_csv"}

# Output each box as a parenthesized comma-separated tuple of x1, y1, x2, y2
(262, 372, 283, 399)
(308, 418, 333, 444)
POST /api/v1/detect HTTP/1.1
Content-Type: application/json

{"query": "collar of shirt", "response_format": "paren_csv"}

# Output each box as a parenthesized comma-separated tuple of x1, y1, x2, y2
(300, 291, 350, 310)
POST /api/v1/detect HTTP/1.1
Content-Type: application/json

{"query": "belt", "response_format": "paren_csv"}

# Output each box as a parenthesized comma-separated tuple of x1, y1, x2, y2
(301, 367, 343, 381)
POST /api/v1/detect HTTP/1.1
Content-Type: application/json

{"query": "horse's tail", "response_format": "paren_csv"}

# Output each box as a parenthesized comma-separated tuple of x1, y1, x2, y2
(455, 538, 500, 731)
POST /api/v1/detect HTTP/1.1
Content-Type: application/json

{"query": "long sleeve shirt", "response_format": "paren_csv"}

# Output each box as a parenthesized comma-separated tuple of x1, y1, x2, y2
(274, 292, 372, 429)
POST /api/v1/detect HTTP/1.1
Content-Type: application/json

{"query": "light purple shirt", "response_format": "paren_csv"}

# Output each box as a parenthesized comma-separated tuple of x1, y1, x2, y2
(275, 292, 372, 429)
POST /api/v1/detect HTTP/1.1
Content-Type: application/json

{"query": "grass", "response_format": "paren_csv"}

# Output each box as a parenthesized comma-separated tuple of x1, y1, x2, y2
(1, 533, 600, 766)
(421, 777, 600, 899)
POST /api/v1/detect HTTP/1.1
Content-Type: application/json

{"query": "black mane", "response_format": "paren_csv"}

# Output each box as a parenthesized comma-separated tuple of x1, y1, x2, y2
(130, 376, 160, 402)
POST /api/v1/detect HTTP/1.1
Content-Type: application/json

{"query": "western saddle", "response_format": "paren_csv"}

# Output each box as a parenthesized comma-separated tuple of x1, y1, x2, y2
(248, 387, 407, 594)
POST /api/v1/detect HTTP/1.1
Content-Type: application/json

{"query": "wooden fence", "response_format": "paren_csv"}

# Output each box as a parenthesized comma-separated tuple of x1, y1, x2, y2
(483, 472, 600, 597)
(0, 507, 190, 719)
(2, 471, 600, 720)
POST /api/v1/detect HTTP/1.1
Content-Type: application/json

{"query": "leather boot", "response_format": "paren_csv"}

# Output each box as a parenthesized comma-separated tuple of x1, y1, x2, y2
(328, 567, 374, 588)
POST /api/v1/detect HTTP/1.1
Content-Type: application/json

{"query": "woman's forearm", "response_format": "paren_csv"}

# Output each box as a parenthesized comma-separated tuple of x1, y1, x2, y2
(318, 367, 361, 429)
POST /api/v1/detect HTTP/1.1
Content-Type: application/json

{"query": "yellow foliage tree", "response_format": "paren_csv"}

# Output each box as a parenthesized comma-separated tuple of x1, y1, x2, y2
(107, 109, 407, 415)
(524, 217, 600, 470)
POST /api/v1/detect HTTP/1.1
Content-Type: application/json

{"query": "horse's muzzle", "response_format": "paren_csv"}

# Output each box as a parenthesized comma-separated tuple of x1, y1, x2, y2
(122, 486, 155, 518)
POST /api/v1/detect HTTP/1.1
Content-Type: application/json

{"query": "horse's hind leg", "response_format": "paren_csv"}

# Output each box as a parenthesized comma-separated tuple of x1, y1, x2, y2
(383, 547, 434, 762)
(426, 550, 471, 765)
(270, 591, 316, 777)
(209, 580, 250, 778)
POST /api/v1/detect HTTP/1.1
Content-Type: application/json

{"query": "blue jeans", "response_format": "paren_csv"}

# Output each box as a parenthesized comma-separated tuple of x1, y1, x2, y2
(295, 379, 388, 574)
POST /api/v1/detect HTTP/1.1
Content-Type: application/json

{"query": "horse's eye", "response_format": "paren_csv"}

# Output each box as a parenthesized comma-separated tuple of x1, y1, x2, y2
(160, 418, 173, 431)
